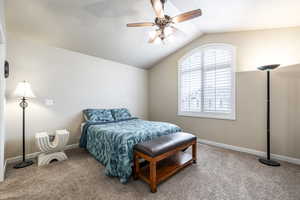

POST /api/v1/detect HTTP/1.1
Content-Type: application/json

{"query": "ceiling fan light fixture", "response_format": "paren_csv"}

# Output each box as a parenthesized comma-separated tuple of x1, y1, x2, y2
(164, 26, 175, 36)
(148, 30, 162, 44)
(149, 30, 157, 39)
(154, 37, 162, 45)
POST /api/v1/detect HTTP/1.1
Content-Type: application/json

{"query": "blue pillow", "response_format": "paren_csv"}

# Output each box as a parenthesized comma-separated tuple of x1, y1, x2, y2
(83, 109, 114, 122)
(111, 108, 132, 121)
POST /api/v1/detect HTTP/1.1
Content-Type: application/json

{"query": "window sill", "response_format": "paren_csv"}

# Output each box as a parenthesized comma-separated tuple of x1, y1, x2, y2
(177, 112, 236, 121)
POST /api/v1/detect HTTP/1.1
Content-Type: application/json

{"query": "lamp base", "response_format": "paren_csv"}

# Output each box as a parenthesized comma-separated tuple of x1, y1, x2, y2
(13, 160, 34, 169)
(259, 158, 280, 167)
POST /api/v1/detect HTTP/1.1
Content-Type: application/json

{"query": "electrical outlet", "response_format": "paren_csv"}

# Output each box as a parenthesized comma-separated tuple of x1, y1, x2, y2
(45, 99, 55, 106)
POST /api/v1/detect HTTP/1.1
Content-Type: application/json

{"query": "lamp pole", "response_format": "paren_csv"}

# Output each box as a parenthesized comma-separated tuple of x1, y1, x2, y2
(267, 70, 270, 160)
(258, 64, 280, 167)
(22, 97, 26, 162)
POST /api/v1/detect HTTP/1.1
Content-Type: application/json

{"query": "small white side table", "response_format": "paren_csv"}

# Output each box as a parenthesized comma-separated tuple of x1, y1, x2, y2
(35, 129, 69, 166)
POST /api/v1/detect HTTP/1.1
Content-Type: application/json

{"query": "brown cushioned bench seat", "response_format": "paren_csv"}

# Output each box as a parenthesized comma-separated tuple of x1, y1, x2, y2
(133, 132, 197, 193)
(134, 132, 196, 157)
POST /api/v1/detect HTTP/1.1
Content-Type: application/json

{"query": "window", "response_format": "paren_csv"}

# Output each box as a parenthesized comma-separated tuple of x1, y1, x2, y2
(178, 44, 236, 120)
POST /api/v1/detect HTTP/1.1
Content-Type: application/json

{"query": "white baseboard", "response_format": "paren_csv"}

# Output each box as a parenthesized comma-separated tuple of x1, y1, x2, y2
(198, 139, 300, 165)
(5, 143, 79, 164)
(62, 143, 79, 151)
(4, 139, 300, 167)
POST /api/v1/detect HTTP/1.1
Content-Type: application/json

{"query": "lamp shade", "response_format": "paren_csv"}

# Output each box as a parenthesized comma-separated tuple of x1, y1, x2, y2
(257, 64, 280, 71)
(14, 81, 36, 98)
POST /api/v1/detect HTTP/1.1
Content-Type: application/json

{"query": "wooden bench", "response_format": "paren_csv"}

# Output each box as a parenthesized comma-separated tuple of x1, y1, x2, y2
(133, 132, 197, 193)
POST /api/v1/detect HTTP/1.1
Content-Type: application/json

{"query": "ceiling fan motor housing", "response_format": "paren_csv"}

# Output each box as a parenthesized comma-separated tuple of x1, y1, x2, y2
(161, 0, 167, 5)
(155, 15, 172, 28)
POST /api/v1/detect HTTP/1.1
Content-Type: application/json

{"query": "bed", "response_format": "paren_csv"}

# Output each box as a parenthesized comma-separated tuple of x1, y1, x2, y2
(79, 108, 181, 183)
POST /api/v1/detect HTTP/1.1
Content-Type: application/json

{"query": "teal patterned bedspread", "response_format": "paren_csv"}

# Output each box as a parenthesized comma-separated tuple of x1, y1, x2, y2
(82, 118, 181, 183)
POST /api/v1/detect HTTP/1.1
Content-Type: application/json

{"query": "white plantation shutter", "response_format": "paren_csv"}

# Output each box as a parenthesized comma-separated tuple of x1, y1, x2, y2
(178, 44, 236, 120)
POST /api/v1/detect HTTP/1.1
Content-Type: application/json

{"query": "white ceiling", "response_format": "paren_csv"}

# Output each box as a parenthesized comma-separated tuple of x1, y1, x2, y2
(5, 0, 300, 69)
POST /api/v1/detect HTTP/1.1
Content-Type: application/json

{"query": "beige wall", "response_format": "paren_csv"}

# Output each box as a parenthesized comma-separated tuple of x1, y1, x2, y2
(159, 27, 300, 72)
(0, 0, 6, 181)
(149, 27, 300, 159)
(5, 38, 148, 158)
(0, 0, 4, 34)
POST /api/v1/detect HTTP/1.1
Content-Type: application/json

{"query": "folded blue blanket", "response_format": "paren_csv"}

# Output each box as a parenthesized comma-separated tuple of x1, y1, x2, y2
(79, 118, 181, 183)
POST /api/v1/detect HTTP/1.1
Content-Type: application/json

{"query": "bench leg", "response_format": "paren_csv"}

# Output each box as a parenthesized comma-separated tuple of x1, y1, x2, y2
(192, 142, 197, 164)
(150, 161, 157, 193)
(133, 153, 139, 180)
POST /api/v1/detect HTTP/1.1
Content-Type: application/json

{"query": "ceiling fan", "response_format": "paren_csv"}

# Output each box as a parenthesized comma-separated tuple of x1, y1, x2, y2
(126, 0, 202, 44)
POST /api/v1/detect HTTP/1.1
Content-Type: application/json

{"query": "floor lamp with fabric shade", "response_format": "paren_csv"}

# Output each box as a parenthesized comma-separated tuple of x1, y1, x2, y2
(257, 64, 280, 167)
(13, 81, 36, 169)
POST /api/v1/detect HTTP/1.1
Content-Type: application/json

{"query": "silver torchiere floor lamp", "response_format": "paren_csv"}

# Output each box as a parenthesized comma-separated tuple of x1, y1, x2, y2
(257, 64, 280, 167)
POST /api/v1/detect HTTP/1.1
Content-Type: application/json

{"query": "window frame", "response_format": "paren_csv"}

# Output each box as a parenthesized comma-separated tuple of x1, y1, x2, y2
(177, 43, 236, 120)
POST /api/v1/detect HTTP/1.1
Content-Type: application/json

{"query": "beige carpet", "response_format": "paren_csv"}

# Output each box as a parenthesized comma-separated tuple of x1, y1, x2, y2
(1, 144, 300, 200)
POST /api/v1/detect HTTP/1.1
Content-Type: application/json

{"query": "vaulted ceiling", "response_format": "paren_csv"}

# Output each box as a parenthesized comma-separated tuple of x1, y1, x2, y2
(5, 0, 300, 69)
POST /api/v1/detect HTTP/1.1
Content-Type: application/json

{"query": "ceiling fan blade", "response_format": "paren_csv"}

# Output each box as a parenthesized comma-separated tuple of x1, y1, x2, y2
(127, 22, 155, 27)
(150, 0, 165, 19)
(172, 9, 202, 23)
